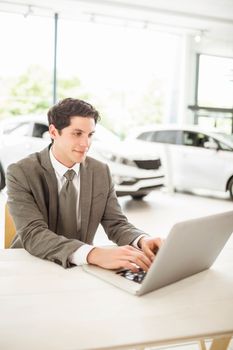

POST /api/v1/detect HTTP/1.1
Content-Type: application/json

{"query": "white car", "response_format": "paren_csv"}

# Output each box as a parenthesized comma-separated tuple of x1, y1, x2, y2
(127, 124, 233, 199)
(0, 115, 164, 199)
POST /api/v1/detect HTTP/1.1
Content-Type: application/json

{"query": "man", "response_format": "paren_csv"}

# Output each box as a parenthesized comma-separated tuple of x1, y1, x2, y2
(6, 98, 163, 270)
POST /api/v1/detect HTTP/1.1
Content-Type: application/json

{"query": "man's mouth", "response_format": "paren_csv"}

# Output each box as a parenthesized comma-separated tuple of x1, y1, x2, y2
(74, 150, 87, 154)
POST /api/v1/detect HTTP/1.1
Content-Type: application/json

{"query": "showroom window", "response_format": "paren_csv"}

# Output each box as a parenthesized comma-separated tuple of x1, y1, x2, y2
(0, 10, 181, 136)
(198, 54, 233, 109)
(0, 12, 54, 118)
(57, 19, 181, 135)
(189, 54, 233, 133)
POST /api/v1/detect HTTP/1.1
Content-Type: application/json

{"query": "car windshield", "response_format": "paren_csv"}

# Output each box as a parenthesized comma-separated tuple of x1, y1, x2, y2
(213, 132, 233, 146)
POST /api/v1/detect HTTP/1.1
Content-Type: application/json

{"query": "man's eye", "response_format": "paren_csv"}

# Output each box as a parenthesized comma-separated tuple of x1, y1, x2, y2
(73, 132, 82, 137)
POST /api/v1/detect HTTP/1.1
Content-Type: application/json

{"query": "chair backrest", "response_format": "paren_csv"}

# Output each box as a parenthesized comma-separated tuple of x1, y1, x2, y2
(5, 204, 16, 248)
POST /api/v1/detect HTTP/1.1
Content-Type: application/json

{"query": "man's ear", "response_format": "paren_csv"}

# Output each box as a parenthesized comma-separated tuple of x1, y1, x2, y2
(49, 124, 58, 140)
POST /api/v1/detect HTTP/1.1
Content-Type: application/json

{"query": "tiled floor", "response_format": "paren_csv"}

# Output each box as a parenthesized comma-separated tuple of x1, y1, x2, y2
(93, 187, 233, 246)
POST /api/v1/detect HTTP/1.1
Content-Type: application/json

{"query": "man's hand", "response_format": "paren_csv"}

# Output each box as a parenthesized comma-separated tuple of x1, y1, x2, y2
(87, 245, 152, 272)
(138, 237, 164, 262)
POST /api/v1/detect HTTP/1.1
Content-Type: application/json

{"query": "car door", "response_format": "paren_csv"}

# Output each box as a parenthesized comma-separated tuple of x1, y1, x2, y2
(149, 130, 183, 188)
(176, 130, 230, 191)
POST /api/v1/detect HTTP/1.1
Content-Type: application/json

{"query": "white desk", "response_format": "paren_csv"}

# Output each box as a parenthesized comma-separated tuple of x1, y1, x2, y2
(0, 246, 233, 350)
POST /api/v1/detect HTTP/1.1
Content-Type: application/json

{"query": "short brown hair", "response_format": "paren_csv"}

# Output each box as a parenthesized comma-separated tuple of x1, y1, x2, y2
(47, 98, 100, 130)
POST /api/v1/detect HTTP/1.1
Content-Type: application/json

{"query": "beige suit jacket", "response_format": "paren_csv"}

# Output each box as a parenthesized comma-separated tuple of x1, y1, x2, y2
(6, 146, 146, 267)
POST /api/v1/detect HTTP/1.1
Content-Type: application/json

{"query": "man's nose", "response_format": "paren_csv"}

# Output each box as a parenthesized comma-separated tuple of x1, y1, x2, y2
(79, 136, 89, 148)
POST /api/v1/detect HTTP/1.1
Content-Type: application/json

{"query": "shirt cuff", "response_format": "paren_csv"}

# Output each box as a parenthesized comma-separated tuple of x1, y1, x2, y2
(132, 234, 148, 248)
(69, 244, 95, 266)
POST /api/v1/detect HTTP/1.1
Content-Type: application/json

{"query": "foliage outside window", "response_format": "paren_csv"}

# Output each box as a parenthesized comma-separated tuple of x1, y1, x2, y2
(0, 11, 180, 136)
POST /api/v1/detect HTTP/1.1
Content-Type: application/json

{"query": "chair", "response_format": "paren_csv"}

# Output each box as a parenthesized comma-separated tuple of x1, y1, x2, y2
(4, 204, 16, 248)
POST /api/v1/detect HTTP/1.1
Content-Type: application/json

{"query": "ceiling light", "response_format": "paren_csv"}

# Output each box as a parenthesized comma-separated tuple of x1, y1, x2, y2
(194, 34, 201, 42)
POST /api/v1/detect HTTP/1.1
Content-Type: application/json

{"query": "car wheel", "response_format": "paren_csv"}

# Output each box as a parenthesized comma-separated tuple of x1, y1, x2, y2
(131, 194, 147, 200)
(228, 177, 233, 200)
(0, 162, 6, 191)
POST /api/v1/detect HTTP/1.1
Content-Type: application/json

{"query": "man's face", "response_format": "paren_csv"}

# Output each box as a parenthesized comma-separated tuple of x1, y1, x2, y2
(49, 116, 96, 167)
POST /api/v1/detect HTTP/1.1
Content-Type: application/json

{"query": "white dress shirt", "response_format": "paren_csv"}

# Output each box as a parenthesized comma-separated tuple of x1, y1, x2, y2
(49, 149, 145, 266)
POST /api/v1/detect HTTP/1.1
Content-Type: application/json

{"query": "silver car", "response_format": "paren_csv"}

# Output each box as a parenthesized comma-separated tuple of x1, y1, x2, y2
(0, 116, 164, 199)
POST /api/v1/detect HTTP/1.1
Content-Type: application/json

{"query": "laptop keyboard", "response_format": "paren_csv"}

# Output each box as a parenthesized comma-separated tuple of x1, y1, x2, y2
(116, 268, 146, 284)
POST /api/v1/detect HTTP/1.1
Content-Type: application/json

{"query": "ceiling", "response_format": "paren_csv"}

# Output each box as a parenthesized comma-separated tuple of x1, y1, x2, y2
(1, 0, 233, 39)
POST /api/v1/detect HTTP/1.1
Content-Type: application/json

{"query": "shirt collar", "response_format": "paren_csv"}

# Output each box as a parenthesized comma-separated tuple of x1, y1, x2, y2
(49, 148, 80, 178)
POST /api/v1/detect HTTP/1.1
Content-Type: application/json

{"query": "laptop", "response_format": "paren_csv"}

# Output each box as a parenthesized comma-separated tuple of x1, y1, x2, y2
(83, 210, 233, 296)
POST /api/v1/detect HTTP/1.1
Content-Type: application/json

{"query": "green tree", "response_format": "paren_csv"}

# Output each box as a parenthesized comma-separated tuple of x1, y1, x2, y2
(57, 76, 90, 101)
(7, 65, 51, 116)
(99, 78, 165, 138)
(129, 79, 165, 127)
(0, 65, 90, 118)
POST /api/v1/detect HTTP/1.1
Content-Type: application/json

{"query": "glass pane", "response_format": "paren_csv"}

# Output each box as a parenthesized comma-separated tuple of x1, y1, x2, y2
(183, 131, 197, 146)
(152, 130, 178, 144)
(218, 140, 232, 151)
(196, 133, 210, 147)
(32, 123, 49, 138)
(0, 12, 54, 119)
(2, 122, 30, 136)
(57, 19, 181, 135)
(137, 131, 154, 141)
(198, 54, 233, 109)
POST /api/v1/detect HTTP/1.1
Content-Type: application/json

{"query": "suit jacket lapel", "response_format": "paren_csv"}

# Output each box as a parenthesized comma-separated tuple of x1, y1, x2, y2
(40, 146, 59, 232)
(80, 159, 93, 241)
(39, 148, 93, 240)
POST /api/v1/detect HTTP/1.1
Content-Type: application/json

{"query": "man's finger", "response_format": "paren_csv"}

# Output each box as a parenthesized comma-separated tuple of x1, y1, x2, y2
(140, 244, 154, 261)
(124, 251, 151, 271)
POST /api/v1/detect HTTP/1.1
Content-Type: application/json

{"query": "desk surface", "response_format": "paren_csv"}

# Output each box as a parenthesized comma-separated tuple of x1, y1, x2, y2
(0, 243, 233, 350)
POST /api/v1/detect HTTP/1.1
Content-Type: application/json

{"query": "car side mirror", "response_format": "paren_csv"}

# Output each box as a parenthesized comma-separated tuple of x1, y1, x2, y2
(203, 141, 218, 150)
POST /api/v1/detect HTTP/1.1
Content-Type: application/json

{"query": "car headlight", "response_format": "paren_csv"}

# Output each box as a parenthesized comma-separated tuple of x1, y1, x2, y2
(100, 152, 137, 167)
(117, 157, 137, 167)
(112, 175, 137, 185)
(101, 151, 117, 162)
